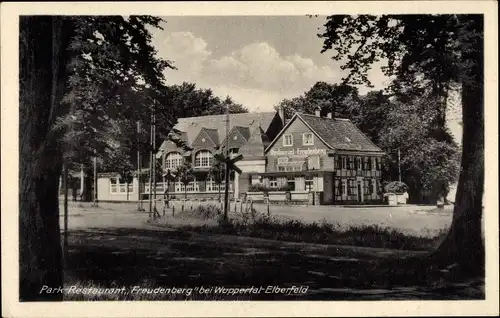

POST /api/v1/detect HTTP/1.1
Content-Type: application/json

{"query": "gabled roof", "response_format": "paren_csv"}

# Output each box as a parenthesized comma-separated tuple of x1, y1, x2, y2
(239, 126, 269, 159)
(204, 128, 220, 145)
(191, 127, 219, 148)
(156, 131, 189, 158)
(220, 126, 251, 149)
(265, 113, 384, 153)
(173, 112, 277, 147)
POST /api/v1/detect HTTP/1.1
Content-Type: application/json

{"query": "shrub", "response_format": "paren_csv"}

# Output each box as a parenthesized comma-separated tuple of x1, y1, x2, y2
(183, 204, 222, 220)
(176, 208, 443, 251)
(248, 183, 291, 193)
(384, 181, 409, 193)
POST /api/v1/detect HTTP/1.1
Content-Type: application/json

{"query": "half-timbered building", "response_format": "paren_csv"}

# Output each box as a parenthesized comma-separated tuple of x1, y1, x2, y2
(247, 110, 385, 204)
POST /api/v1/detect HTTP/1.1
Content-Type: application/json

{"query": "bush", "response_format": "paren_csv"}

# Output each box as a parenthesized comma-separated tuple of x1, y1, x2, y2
(248, 183, 291, 193)
(183, 204, 222, 220)
(175, 208, 444, 251)
(384, 181, 409, 193)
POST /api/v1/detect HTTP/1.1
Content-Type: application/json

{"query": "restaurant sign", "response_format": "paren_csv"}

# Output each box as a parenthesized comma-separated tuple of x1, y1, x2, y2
(269, 148, 327, 157)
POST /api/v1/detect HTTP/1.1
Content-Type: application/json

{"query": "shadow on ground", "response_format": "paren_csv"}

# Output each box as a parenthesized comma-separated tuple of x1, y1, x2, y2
(64, 227, 484, 300)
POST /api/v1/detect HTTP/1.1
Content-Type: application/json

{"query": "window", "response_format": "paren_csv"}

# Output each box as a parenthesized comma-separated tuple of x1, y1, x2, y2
(175, 181, 183, 193)
(175, 180, 199, 192)
(287, 177, 296, 191)
(364, 180, 371, 195)
(365, 157, 372, 170)
(165, 152, 183, 170)
(347, 179, 356, 196)
(194, 150, 213, 167)
(269, 177, 278, 188)
(110, 178, 118, 193)
(186, 180, 199, 192)
(283, 134, 293, 147)
(307, 156, 320, 170)
(341, 156, 347, 169)
(302, 133, 314, 146)
(305, 176, 314, 191)
(335, 156, 341, 169)
(342, 180, 347, 195)
(356, 157, 362, 171)
(334, 179, 341, 195)
(346, 156, 353, 170)
(206, 177, 217, 192)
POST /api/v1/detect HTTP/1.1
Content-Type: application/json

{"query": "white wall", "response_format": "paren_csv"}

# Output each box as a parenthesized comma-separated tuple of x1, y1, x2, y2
(238, 160, 266, 173)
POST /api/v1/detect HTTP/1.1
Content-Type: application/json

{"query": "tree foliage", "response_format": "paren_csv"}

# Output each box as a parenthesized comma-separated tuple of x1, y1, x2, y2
(175, 161, 195, 199)
(19, 15, 172, 300)
(275, 82, 360, 120)
(318, 13, 484, 275)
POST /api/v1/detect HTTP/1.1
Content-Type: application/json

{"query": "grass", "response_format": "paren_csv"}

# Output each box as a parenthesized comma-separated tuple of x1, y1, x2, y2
(151, 204, 447, 251)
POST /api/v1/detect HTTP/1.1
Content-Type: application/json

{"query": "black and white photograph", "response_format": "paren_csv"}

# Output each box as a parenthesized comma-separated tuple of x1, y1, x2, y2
(1, 1, 498, 317)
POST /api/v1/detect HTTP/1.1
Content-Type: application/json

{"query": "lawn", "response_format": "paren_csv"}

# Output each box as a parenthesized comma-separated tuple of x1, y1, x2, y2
(60, 201, 483, 300)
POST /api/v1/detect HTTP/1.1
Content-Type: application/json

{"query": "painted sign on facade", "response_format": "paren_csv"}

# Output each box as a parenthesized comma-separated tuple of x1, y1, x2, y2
(269, 148, 327, 157)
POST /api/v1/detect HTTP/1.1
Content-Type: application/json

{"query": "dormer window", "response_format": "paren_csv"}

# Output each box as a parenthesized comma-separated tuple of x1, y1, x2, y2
(283, 134, 293, 147)
(302, 133, 314, 146)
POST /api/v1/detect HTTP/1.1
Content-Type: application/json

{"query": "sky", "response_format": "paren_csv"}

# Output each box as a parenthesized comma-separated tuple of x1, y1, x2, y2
(149, 16, 461, 144)
(149, 16, 388, 113)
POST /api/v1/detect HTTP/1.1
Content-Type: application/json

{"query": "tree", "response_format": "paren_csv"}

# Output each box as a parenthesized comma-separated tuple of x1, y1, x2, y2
(379, 93, 460, 203)
(349, 90, 392, 145)
(208, 160, 225, 203)
(274, 82, 360, 119)
(158, 83, 248, 122)
(176, 162, 194, 200)
(319, 14, 484, 275)
(19, 16, 170, 300)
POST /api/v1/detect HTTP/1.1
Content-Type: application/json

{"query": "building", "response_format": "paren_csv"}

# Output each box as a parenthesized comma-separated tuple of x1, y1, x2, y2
(155, 111, 284, 200)
(243, 109, 385, 204)
(95, 109, 384, 205)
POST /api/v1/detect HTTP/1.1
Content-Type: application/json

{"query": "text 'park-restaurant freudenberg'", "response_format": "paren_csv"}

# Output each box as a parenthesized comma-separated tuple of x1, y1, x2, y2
(151, 107, 385, 205)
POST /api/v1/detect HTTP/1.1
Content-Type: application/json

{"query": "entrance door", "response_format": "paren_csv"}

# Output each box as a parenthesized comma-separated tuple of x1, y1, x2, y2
(357, 182, 363, 202)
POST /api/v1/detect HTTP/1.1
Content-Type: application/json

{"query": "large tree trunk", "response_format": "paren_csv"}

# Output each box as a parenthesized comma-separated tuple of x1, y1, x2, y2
(19, 16, 71, 301)
(431, 17, 484, 275)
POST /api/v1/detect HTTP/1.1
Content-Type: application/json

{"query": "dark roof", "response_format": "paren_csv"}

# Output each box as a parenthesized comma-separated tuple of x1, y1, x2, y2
(234, 126, 251, 140)
(239, 126, 268, 158)
(265, 113, 384, 153)
(203, 128, 220, 145)
(299, 114, 383, 152)
(158, 112, 278, 155)
(174, 112, 277, 145)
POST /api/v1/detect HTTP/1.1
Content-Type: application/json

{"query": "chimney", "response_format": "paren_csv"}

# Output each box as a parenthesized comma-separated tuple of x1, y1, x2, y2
(278, 106, 286, 127)
(315, 107, 321, 117)
(326, 112, 332, 119)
